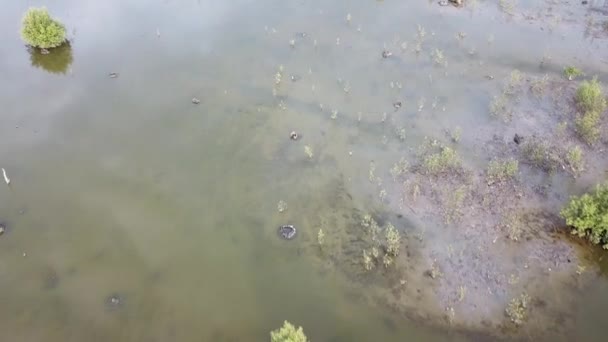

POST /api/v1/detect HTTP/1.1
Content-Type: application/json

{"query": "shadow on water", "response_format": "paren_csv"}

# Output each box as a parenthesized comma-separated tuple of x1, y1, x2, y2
(28, 42, 73, 75)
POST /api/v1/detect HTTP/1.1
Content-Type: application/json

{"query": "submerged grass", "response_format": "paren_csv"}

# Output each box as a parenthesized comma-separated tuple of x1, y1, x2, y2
(486, 159, 518, 185)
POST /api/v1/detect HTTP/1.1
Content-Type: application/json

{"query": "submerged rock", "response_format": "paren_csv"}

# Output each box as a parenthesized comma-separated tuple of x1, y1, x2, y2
(513, 134, 523, 145)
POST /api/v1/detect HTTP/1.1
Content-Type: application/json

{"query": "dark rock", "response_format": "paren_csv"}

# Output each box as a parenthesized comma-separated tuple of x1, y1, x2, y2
(582, 1, 588, 5)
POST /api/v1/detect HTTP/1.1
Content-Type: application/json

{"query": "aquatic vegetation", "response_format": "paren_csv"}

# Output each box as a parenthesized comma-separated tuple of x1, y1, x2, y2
(575, 77, 607, 114)
(368, 161, 376, 182)
(270, 321, 308, 342)
(330, 109, 338, 120)
(395, 127, 406, 141)
(486, 158, 518, 185)
(390, 157, 409, 181)
(379, 189, 387, 202)
(555, 121, 568, 137)
(530, 74, 549, 98)
(505, 293, 530, 326)
(575, 110, 601, 145)
(505, 70, 523, 96)
(565, 145, 584, 176)
(363, 249, 375, 271)
(21, 7, 66, 49)
(563, 66, 583, 81)
(499, 213, 524, 242)
(422, 147, 461, 175)
(458, 286, 467, 302)
(304, 145, 314, 159)
(561, 182, 608, 249)
(489, 94, 512, 122)
(385, 222, 401, 256)
(450, 127, 462, 143)
(371, 246, 380, 259)
(429, 260, 442, 279)
(277, 200, 287, 213)
(317, 229, 325, 245)
(498, 0, 516, 15)
(521, 138, 561, 173)
(431, 49, 447, 67)
(382, 253, 393, 267)
(274, 65, 284, 85)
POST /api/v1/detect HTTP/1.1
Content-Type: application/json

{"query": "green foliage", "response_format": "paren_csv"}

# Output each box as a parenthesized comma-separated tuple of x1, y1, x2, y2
(563, 66, 583, 80)
(575, 77, 607, 114)
(385, 222, 401, 256)
(486, 158, 518, 185)
(422, 147, 461, 175)
(505, 293, 530, 326)
(575, 110, 601, 145)
(21, 7, 66, 49)
(521, 138, 561, 173)
(561, 182, 608, 249)
(270, 321, 308, 342)
(565, 145, 584, 176)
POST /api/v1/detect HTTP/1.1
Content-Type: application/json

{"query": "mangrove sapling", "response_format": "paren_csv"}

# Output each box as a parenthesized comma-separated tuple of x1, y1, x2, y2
(363, 249, 375, 271)
(422, 146, 461, 175)
(575, 110, 601, 145)
(561, 182, 608, 249)
(317, 229, 325, 246)
(505, 293, 530, 326)
(304, 145, 314, 159)
(565, 145, 584, 176)
(390, 157, 409, 181)
(277, 200, 287, 213)
(489, 94, 513, 122)
(521, 138, 561, 173)
(486, 158, 518, 185)
(21, 7, 67, 49)
(385, 222, 401, 256)
(563, 66, 583, 81)
(270, 321, 308, 342)
(575, 77, 607, 114)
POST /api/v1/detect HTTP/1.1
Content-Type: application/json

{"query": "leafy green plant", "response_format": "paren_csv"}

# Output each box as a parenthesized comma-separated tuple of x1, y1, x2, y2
(505, 293, 530, 326)
(575, 110, 601, 145)
(21, 7, 66, 49)
(422, 147, 461, 175)
(561, 182, 608, 249)
(563, 66, 583, 81)
(521, 138, 561, 173)
(575, 77, 607, 114)
(270, 321, 308, 342)
(486, 158, 518, 185)
(385, 222, 401, 256)
(565, 145, 584, 176)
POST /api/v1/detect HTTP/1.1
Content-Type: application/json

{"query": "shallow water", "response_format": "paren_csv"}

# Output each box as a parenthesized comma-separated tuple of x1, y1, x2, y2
(1, 0, 607, 341)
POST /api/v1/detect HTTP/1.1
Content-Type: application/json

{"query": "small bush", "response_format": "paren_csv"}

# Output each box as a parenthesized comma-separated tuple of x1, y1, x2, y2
(563, 66, 583, 81)
(270, 321, 308, 342)
(575, 78, 607, 114)
(385, 222, 401, 256)
(486, 158, 518, 185)
(505, 293, 530, 326)
(521, 138, 561, 173)
(565, 145, 584, 176)
(560, 182, 608, 249)
(575, 110, 601, 145)
(21, 8, 66, 49)
(422, 147, 461, 175)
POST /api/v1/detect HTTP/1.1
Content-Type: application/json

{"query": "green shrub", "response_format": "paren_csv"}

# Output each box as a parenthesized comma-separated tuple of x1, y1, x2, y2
(422, 147, 461, 175)
(575, 110, 601, 145)
(270, 321, 308, 342)
(575, 78, 607, 114)
(565, 145, 584, 176)
(486, 158, 518, 185)
(560, 182, 608, 249)
(521, 139, 561, 173)
(563, 66, 583, 81)
(21, 7, 66, 49)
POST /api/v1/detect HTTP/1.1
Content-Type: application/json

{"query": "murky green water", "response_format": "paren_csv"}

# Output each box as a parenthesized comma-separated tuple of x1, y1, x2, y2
(1, 0, 607, 341)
